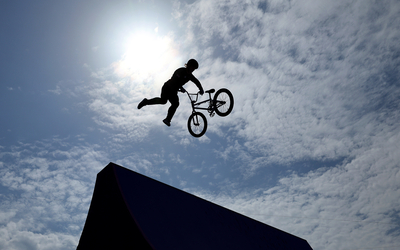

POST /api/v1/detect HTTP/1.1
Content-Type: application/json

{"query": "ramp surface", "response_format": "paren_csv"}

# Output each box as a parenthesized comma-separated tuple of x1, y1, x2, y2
(77, 162, 313, 249)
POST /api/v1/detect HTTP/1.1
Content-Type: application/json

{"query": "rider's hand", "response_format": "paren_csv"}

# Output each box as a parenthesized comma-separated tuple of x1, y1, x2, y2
(199, 89, 204, 95)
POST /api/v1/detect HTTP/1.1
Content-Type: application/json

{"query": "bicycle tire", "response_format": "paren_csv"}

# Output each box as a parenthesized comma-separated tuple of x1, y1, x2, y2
(213, 88, 234, 117)
(187, 112, 208, 137)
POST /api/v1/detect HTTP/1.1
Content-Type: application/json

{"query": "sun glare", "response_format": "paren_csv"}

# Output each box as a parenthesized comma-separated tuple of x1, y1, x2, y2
(114, 32, 179, 83)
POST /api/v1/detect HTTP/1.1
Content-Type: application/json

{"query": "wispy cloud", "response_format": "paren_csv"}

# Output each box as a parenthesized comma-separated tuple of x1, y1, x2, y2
(192, 134, 400, 249)
(172, 1, 400, 249)
(0, 139, 108, 249)
(174, 0, 400, 165)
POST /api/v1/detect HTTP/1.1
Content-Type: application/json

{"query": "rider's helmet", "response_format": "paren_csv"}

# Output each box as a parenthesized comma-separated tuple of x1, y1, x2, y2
(186, 59, 199, 69)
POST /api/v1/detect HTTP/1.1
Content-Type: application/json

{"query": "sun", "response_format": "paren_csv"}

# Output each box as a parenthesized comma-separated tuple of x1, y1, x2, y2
(113, 31, 179, 83)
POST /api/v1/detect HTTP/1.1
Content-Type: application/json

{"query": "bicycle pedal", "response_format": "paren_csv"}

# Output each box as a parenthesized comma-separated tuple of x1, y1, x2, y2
(210, 112, 215, 117)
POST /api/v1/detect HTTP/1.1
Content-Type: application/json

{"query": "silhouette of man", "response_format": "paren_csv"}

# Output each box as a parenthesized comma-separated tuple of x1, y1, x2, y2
(137, 59, 204, 126)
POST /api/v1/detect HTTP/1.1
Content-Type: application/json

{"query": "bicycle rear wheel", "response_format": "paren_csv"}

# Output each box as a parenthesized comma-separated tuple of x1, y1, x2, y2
(187, 112, 208, 137)
(213, 88, 234, 116)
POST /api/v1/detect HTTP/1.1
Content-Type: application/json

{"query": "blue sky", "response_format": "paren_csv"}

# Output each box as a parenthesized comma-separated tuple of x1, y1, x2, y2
(1, 0, 400, 249)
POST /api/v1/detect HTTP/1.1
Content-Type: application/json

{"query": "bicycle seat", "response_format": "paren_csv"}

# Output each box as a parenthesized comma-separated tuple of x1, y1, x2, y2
(205, 89, 215, 94)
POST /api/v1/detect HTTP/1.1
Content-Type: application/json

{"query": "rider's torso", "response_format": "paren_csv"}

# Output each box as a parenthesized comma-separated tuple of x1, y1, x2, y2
(165, 67, 194, 90)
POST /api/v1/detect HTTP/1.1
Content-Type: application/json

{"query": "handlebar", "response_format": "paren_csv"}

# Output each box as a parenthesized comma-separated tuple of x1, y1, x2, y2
(180, 88, 206, 103)
(179, 87, 209, 95)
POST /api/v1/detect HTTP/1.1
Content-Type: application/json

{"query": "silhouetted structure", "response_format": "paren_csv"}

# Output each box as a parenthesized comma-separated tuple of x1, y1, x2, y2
(77, 162, 313, 249)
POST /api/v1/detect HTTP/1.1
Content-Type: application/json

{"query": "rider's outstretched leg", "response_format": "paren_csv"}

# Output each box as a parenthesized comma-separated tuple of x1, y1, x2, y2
(137, 98, 148, 109)
(146, 97, 167, 105)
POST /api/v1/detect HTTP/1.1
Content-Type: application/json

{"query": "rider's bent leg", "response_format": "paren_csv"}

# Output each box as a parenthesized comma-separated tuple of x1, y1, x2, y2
(165, 94, 179, 122)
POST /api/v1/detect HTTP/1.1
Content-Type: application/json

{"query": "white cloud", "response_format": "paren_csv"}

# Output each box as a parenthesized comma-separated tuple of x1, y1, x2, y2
(192, 132, 400, 249)
(171, 1, 400, 249)
(173, 0, 400, 166)
(0, 133, 196, 249)
(0, 139, 108, 249)
(0, 222, 77, 250)
(48, 85, 62, 95)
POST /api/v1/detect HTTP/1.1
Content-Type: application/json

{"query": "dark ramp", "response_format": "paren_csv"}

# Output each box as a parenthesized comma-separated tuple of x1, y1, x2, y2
(77, 162, 313, 250)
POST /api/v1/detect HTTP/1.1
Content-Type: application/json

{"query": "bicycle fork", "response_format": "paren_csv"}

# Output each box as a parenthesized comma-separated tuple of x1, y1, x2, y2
(192, 112, 201, 126)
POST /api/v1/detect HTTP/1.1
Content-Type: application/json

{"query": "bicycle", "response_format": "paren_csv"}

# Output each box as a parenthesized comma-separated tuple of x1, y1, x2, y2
(180, 87, 234, 137)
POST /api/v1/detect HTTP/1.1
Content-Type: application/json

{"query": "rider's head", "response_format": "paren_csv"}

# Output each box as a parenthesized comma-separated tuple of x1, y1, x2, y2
(186, 59, 199, 71)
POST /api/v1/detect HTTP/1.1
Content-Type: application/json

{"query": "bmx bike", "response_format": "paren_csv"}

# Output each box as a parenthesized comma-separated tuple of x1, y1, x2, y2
(180, 87, 234, 137)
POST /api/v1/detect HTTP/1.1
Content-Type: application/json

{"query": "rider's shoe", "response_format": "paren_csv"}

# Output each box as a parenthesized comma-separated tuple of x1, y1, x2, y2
(163, 119, 171, 127)
(137, 98, 147, 109)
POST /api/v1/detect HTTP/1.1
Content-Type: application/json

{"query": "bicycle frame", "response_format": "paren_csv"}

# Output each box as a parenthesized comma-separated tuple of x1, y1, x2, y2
(183, 89, 216, 116)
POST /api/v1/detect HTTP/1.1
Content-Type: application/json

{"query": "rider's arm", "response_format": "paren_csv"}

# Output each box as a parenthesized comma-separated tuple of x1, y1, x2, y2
(190, 75, 204, 95)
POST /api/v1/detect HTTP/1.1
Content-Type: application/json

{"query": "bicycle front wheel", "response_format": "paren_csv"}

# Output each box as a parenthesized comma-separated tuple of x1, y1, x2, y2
(213, 88, 234, 116)
(187, 112, 208, 137)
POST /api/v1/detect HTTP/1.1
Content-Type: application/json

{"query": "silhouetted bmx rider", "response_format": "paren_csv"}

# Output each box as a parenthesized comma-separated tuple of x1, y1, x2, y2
(137, 59, 204, 126)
